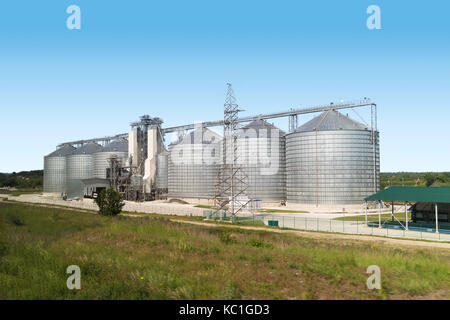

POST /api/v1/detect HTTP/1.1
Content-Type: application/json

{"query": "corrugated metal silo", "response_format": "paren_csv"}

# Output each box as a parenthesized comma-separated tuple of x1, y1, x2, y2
(93, 139, 128, 179)
(43, 144, 76, 195)
(66, 142, 103, 198)
(168, 128, 222, 198)
(286, 110, 380, 205)
(155, 150, 169, 189)
(236, 119, 286, 201)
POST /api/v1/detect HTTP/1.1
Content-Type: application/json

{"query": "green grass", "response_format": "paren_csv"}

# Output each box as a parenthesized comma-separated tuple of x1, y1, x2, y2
(0, 202, 448, 300)
(207, 216, 267, 227)
(335, 212, 411, 222)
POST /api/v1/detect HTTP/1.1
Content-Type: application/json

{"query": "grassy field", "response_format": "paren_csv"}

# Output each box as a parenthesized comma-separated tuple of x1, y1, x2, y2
(0, 202, 449, 300)
(335, 212, 412, 222)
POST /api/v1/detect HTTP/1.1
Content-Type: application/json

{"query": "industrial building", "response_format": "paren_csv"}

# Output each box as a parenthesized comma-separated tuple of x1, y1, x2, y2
(43, 86, 379, 210)
(364, 186, 450, 233)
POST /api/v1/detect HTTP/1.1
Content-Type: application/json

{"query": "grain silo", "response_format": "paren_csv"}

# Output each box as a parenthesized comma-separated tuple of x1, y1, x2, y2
(286, 110, 379, 205)
(168, 127, 222, 199)
(66, 142, 103, 198)
(236, 119, 286, 202)
(93, 139, 128, 179)
(155, 150, 169, 190)
(43, 144, 76, 196)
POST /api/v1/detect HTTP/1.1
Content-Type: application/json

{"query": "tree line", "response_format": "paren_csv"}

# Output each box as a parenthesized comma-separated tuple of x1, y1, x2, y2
(0, 170, 43, 189)
(380, 172, 450, 189)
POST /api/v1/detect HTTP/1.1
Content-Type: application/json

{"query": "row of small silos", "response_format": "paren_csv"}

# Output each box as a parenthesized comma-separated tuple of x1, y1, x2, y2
(44, 139, 128, 198)
(166, 111, 379, 205)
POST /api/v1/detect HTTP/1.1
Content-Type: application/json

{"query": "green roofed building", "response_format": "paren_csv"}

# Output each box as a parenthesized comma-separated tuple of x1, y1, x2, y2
(364, 186, 450, 203)
(364, 186, 450, 232)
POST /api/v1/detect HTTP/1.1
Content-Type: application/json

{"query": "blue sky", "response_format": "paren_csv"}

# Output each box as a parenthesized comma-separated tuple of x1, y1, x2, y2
(0, 0, 449, 172)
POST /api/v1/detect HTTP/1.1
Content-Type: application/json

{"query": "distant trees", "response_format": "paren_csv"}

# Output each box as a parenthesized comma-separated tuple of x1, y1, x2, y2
(94, 187, 125, 216)
(424, 173, 437, 187)
(0, 170, 43, 189)
(381, 172, 450, 188)
(424, 173, 448, 187)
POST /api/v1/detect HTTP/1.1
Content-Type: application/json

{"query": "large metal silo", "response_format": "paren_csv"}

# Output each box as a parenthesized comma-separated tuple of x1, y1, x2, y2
(155, 150, 169, 190)
(66, 142, 103, 198)
(43, 144, 76, 195)
(93, 139, 128, 179)
(168, 128, 222, 198)
(235, 120, 286, 202)
(286, 110, 380, 205)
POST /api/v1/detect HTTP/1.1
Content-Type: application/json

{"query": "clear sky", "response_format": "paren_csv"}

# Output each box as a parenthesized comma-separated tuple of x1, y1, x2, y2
(0, 0, 449, 172)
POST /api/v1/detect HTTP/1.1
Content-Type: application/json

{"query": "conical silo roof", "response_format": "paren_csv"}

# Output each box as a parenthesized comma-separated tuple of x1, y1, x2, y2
(242, 119, 286, 137)
(45, 144, 76, 157)
(101, 139, 128, 153)
(71, 142, 103, 155)
(295, 110, 369, 133)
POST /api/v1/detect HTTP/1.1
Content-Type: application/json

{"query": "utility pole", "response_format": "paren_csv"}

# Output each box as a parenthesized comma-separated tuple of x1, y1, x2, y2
(213, 84, 250, 222)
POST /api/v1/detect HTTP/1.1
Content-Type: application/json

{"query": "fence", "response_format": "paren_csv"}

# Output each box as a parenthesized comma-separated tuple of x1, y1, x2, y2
(204, 210, 450, 242)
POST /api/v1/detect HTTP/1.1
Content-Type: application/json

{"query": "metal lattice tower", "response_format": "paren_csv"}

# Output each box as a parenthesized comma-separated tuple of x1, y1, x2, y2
(214, 84, 250, 221)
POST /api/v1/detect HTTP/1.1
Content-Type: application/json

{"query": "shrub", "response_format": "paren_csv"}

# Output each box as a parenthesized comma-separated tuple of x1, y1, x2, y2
(7, 214, 25, 226)
(246, 238, 274, 249)
(94, 187, 125, 216)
